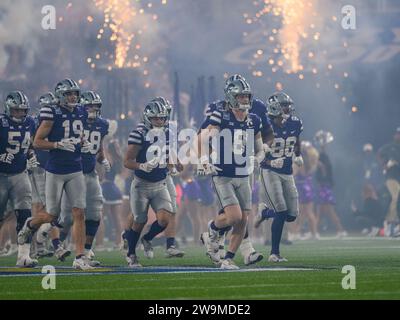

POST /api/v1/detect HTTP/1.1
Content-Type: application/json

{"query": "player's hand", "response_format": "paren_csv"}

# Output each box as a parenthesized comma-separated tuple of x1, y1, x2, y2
(263, 144, 272, 156)
(294, 155, 304, 167)
(55, 138, 76, 152)
(196, 163, 221, 175)
(0, 153, 14, 164)
(101, 159, 111, 172)
(27, 154, 39, 170)
(81, 139, 92, 153)
(270, 158, 284, 169)
(139, 157, 159, 173)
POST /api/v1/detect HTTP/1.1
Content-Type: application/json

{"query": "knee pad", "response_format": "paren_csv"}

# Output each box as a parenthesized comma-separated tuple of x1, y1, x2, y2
(85, 220, 100, 237)
(15, 209, 32, 233)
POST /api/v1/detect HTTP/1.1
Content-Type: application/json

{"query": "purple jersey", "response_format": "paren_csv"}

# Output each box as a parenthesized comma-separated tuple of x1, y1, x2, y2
(201, 99, 272, 136)
(208, 109, 262, 178)
(128, 125, 170, 182)
(39, 105, 87, 174)
(81, 118, 109, 174)
(261, 115, 303, 175)
(0, 114, 35, 174)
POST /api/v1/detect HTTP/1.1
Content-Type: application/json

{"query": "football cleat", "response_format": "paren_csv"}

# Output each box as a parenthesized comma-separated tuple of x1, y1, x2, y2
(72, 256, 94, 270)
(244, 251, 264, 266)
(35, 247, 54, 258)
(16, 256, 38, 268)
(141, 238, 154, 259)
(220, 258, 240, 270)
(54, 246, 71, 262)
(200, 232, 220, 265)
(36, 223, 52, 244)
(254, 207, 276, 229)
(126, 254, 142, 268)
(165, 246, 185, 258)
(17, 218, 35, 245)
(268, 254, 288, 262)
(86, 250, 101, 267)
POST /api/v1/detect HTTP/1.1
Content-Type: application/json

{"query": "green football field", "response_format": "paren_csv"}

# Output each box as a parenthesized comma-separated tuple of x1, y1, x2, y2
(0, 237, 399, 300)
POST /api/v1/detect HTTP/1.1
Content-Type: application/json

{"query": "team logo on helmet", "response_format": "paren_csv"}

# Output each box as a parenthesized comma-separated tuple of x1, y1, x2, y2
(143, 99, 169, 130)
(224, 74, 252, 110)
(38, 92, 58, 108)
(266, 92, 294, 117)
(4, 91, 30, 123)
(81, 91, 102, 119)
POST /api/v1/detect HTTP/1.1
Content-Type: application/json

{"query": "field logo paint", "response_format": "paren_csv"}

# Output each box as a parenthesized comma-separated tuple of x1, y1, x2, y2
(41, 265, 56, 290)
(341, 265, 356, 289)
(341, 5, 356, 30)
(41, 5, 56, 30)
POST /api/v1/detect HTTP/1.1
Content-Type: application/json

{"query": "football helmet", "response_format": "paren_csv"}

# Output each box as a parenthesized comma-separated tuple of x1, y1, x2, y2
(54, 79, 80, 109)
(38, 92, 58, 107)
(80, 91, 102, 119)
(4, 91, 30, 123)
(224, 74, 252, 111)
(142, 99, 169, 129)
(151, 96, 172, 120)
(266, 92, 294, 117)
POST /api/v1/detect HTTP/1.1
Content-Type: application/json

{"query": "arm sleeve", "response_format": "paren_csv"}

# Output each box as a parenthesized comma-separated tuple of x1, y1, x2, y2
(128, 130, 144, 146)
(208, 110, 223, 127)
(39, 106, 55, 121)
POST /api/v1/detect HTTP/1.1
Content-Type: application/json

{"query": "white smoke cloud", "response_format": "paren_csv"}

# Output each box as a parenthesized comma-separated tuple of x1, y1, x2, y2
(0, 0, 42, 73)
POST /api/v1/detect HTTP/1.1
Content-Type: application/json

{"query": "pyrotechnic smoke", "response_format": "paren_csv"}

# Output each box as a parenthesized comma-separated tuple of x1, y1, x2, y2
(0, 0, 42, 74)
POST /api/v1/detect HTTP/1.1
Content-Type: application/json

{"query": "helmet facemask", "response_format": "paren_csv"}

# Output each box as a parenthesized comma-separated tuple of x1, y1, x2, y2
(225, 78, 253, 112)
(143, 100, 169, 131)
(4, 91, 30, 123)
(86, 104, 101, 120)
(9, 106, 29, 123)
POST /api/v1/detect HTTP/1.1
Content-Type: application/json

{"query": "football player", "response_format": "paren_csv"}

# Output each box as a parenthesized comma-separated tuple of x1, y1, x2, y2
(198, 77, 265, 269)
(58, 91, 110, 266)
(199, 74, 271, 266)
(123, 99, 176, 267)
(256, 92, 304, 262)
(0, 91, 38, 267)
(122, 97, 184, 258)
(31, 92, 67, 259)
(17, 79, 93, 270)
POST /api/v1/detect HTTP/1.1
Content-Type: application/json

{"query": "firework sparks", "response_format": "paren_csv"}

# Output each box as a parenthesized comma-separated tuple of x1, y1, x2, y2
(245, 0, 353, 109)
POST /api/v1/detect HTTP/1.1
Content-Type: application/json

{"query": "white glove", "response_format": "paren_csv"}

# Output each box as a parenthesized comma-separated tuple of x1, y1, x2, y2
(196, 163, 221, 176)
(0, 153, 14, 164)
(263, 144, 272, 155)
(270, 158, 284, 169)
(101, 159, 111, 172)
(55, 138, 76, 152)
(196, 156, 221, 175)
(81, 139, 92, 154)
(27, 154, 39, 170)
(139, 157, 159, 173)
(294, 155, 304, 167)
